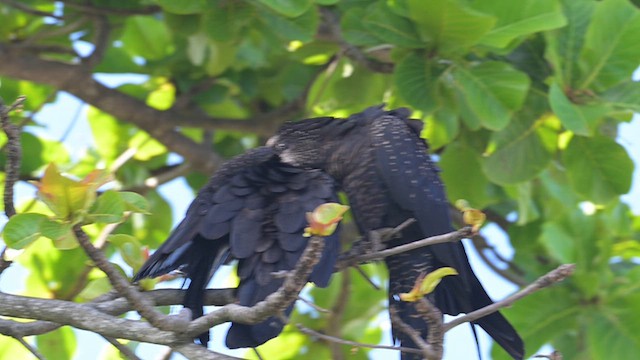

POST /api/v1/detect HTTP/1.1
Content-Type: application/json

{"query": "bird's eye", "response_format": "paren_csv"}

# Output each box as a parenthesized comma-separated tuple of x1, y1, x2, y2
(276, 143, 287, 151)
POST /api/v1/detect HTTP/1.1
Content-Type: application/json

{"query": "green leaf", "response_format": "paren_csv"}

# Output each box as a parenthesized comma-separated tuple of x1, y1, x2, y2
(87, 190, 125, 224)
(36, 326, 77, 360)
(439, 142, 492, 208)
(87, 106, 132, 166)
(40, 219, 77, 250)
(257, 6, 318, 42)
(108, 234, 144, 270)
(482, 115, 555, 185)
(451, 62, 530, 130)
(154, 0, 208, 14)
(341, 8, 382, 46)
(578, 0, 640, 90)
(473, 0, 566, 48)
(3, 213, 48, 249)
(257, 0, 312, 17)
(544, 0, 596, 88)
(423, 108, 459, 150)
(121, 16, 173, 60)
(362, 2, 424, 48)
(588, 297, 640, 359)
(549, 82, 608, 136)
(563, 135, 634, 204)
(601, 80, 640, 115)
(394, 53, 440, 113)
(129, 131, 168, 161)
(407, 0, 496, 53)
(202, 2, 254, 42)
(78, 276, 112, 301)
(119, 191, 151, 214)
(492, 286, 578, 359)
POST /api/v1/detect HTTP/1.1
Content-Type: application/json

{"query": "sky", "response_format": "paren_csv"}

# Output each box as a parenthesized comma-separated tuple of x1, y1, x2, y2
(0, 71, 639, 359)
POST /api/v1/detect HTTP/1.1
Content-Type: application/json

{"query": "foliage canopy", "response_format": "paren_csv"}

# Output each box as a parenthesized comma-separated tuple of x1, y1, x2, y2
(0, 0, 639, 359)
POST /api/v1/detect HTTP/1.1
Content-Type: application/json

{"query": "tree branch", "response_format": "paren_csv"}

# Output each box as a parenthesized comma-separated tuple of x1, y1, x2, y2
(73, 226, 175, 331)
(0, 45, 224, 173)
(444, 264, 575, 332)
(187, 235, 325, 336)
(296, 323, 423, 356)
(0, 0, 62, 19)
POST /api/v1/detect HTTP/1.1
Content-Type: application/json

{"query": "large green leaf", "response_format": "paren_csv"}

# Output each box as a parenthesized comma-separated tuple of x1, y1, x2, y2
(491, 286, 579, 359)
(341, 8, 382, 46)
(588, 295, 640, 359)
(482, 114, 555, 185)
(36, 326, 77, 360)
(544, 0, 595, 88)
(257, 6, 318, 42)
(601, 79, 640, 115)
(154, 0, 208, 14)
(407, 0, 496, 53)
(451, 61, 530, 130)
(394, 53, 440, 113)
(578, 0, 640, 90)
(563, 135, 634, 204)
(257, 0, 312, 18)
(2, 213, 49, 249)
(362, 2, 424, 48)
(549, 81, 608, 136)
(121, 16, 173, 60)
(474, 0, 566, 48)
(439, 142, 492, 208)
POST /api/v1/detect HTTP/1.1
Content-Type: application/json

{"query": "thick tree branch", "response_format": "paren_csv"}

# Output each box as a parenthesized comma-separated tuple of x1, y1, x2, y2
(59, 1, 161, 16)
(0, 45, 224, 173)
(73, 226, 176, 331)
(0, 0, 62, 19)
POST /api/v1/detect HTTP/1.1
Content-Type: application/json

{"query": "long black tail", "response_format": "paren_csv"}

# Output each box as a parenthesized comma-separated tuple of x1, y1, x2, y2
(182, 238, 224, 345)
(386, 250, 524, 360)
(465, 273, 524, 360)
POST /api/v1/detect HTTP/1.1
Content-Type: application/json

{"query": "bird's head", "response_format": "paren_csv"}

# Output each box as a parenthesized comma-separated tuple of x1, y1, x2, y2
(267, 116, 338, 168)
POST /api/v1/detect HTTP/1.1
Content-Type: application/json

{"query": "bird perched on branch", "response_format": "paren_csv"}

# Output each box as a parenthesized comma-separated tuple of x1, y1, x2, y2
(269, 105, 524, 360)
(133, 146, 341, 348)
(135, 105, 523, 359)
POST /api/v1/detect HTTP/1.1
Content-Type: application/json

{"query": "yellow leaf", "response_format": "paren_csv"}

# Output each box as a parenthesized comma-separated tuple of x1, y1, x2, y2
(303, 203, 349, 237)
(399, 267, 458, 302)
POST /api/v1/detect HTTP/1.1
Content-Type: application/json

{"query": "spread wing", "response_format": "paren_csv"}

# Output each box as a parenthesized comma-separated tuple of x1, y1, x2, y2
(133, 146, 341, 347)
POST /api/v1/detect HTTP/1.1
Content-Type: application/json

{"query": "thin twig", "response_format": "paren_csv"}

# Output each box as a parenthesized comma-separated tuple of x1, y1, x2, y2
(296, 323, 423, 355)
(103, 336, 142, 360)
(414, 299, 443, 359)
(338, 227, 473, 269)
(326, 270, 351, 360)
(1, 96, 25, 218)
(444, 264, 576, 332)
(297, 296, 330, 313)
(389, 306, 437, 359)
(14, 337, 46, 360)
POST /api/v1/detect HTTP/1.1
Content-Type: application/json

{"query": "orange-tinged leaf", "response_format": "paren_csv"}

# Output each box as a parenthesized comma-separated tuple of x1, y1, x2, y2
(36, 164, 112, 221)
(303, 203, 349, 237)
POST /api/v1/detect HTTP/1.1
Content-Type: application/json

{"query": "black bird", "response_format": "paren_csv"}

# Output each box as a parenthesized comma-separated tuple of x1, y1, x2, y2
(133, 146, 341, 348)
(268, 106, 524, 360)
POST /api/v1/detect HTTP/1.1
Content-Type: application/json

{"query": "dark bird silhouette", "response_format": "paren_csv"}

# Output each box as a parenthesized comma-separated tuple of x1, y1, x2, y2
(133, 146, 341, 348)
(135, 105, 522, 359)
(268, 105, 524, 360)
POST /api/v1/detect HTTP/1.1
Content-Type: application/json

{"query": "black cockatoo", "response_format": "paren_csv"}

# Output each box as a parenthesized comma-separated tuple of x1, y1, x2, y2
(268, 106, 523, 360)
(134, 106, 523, 359)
